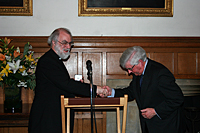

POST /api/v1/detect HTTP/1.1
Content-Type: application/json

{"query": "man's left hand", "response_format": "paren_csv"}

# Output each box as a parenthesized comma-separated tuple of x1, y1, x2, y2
(141, 108, 156, 119)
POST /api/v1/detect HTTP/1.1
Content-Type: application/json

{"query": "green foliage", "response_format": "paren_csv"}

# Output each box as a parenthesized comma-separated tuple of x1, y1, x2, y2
(0, 38, 38, 90)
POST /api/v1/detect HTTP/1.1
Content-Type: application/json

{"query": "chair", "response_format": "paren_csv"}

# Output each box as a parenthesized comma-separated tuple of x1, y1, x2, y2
(61, 95, 128, 133)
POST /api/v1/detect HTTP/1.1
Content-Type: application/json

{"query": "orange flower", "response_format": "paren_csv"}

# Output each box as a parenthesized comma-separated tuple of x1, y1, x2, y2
(14, 50, 20, 58)
(4, 37, 12, 45)
(0, 53, 5, 61)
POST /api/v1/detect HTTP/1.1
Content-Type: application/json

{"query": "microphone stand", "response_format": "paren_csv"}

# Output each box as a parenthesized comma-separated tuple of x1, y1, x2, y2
(87, 68, 97, 133)
(87, 60, 97, 133)
(88, 71, 93, 133)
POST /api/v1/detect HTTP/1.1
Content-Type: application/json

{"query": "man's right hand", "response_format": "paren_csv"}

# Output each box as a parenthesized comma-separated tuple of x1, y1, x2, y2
(96, 86, 112, 97)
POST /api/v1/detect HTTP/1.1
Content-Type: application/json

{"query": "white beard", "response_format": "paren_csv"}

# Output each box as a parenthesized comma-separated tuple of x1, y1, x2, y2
(54, 44, 70, 60)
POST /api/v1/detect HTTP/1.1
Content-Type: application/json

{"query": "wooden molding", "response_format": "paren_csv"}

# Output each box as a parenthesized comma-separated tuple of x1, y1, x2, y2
(1, 36, 200, 48)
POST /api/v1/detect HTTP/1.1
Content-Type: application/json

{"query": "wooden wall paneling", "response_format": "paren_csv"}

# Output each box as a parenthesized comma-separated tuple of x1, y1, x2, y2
(195, 53, 199, 75)
(198, 53, 200, 75)
(74, 114, 83, 133)
(63, 52, 78, 78)
(95, 118, 104, 133)
(107, 53, 124, 75)
(143, 47, 200, 79)
(2, 36, 200, 49)
(196, 53, 198, 74)
(33, 53, 44, 59)
(102, 112, 106, 133)
(73, 111, 105, 133)
(102, 52, 107, 86)
(82, 52, 102, 86)
(0, 127, 8, 133)
(21, 88, 29, 104)
(146, 52, 151, 59)
(177, 53, 197, 75)
(21, 88, 34, 104)
(173, 53, 178, 75)
(28, 89, 34, 104)
(0, 87, 4, 104)
(78, 52, 83, 74)
(105, 48, 131, 80)
(0, 88, 4, 113)
(0, 127, 28, 133)
(83, 118, 91, 133)
(149, 53, 174, 74)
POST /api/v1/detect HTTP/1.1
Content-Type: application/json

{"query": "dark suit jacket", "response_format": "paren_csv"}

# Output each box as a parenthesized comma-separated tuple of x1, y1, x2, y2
(28, 49, 96, 133)
(115, 58, 184, 133)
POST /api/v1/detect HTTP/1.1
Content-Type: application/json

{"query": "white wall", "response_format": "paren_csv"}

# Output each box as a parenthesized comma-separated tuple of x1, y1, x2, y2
(0, 0, 200, 36)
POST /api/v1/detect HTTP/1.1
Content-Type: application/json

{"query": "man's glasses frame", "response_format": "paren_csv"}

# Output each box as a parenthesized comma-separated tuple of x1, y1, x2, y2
(127, 65, 135, 71)
(57, 40, 74, 47)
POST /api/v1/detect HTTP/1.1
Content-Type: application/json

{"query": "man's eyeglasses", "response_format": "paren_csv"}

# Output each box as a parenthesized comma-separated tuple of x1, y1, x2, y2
(127, 65, 135, 71)
(57, 40, 74, 47)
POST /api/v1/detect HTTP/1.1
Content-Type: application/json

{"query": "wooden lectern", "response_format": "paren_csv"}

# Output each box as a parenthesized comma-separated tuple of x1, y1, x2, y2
(61, 95, 128, 133)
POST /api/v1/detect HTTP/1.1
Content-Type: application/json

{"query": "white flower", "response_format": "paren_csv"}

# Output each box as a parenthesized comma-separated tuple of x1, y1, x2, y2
(5, 55, 11, 61)
(16, 47, 20, 53)
(29, 44, 32, 49)
(17, 80, 27, 87)
(7, 60, 21, 74)
(21, 70, 28, 76)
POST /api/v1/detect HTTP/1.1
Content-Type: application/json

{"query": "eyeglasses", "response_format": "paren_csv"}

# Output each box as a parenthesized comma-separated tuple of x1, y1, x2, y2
(57, 40, 74, 47)
(127, 65, 135, 71)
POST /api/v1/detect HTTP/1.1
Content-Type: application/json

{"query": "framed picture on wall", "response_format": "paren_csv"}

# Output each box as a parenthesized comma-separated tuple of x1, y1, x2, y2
(78, 0, 173, 17)
(0, 0, 33, 16)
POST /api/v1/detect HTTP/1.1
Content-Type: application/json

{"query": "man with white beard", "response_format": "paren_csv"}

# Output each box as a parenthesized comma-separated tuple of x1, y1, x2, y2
(28, 28, 107, 133)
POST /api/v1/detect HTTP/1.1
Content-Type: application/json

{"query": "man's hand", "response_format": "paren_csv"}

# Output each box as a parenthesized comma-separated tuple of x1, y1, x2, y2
(103, 86, 112, 96)
(141, 108, 156, 119)
(96, 86, 109, 97)
(96, 86, 112, 97)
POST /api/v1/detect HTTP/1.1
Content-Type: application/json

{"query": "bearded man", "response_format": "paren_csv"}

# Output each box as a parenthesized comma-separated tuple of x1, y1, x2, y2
(28, 28, 105, 133)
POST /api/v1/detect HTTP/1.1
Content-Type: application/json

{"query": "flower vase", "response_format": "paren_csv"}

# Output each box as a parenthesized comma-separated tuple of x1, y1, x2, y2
(4, 86, 22, 113)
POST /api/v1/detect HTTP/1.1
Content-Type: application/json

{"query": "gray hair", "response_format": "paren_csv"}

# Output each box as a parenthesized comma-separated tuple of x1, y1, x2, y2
(47, 28, 73, 47)
(120, 46, 147, 69)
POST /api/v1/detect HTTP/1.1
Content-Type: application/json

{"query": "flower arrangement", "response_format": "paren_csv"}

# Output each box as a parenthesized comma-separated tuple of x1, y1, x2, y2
(0, 37, 38, 90)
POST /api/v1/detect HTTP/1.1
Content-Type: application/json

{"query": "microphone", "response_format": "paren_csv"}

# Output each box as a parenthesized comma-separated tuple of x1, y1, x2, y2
(86, 60, 92, 76)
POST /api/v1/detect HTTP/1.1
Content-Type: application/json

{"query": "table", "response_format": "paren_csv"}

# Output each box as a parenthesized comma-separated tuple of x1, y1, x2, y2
(0, 104, 32, 127)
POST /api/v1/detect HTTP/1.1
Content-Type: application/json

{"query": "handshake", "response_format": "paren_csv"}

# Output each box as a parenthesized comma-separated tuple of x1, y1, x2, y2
(74, 76, 112, 97)
(96, 86, 112, 98)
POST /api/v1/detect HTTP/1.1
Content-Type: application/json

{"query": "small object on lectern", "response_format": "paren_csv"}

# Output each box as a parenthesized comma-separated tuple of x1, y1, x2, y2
(75, 74, 82, 81)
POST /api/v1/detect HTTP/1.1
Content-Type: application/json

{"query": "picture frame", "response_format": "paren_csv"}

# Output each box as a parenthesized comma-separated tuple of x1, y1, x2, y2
(0, 0, 33, 16)
(78, 0, 173, 17)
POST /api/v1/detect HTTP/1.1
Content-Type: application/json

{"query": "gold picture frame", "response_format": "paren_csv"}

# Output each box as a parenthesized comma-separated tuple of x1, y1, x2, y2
(78, 0, 173, 17)
(0, 0, 33, 16)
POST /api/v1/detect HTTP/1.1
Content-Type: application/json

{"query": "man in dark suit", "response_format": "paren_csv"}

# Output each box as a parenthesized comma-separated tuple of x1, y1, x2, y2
(28, 28, 106, 133)
(104, 46, 185, 133)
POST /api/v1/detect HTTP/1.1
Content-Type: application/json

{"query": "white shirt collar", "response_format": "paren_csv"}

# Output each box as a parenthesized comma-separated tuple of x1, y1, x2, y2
(142, 58, 148, 75)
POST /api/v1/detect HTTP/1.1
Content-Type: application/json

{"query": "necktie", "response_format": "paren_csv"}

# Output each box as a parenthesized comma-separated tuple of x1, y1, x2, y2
(140, 75, 143, 87)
